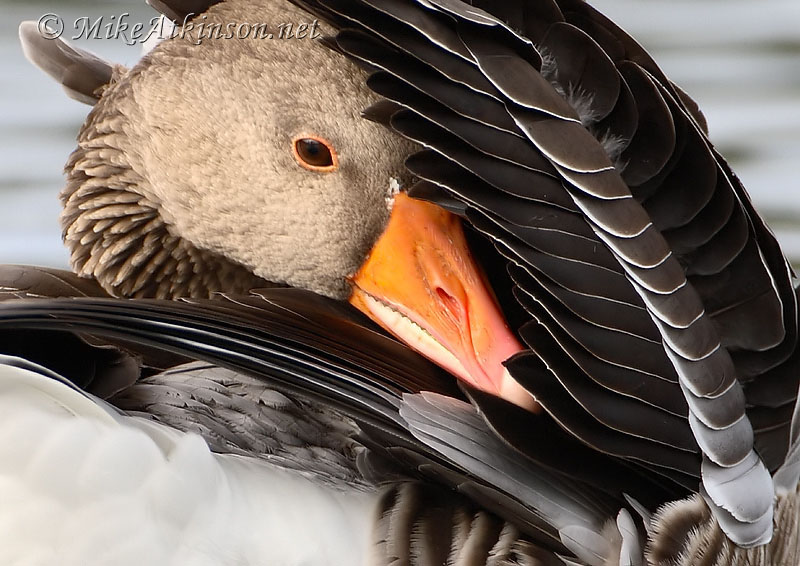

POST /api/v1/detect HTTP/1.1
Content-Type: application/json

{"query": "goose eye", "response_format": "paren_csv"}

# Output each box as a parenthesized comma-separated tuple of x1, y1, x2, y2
(293, 136, 337, 172)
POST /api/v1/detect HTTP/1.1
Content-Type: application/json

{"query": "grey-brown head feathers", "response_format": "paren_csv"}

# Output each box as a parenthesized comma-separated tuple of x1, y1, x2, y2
(62, 0, 416, 299)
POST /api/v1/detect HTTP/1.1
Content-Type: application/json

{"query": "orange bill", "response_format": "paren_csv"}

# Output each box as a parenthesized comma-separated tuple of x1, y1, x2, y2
(349, 192, 539, 412)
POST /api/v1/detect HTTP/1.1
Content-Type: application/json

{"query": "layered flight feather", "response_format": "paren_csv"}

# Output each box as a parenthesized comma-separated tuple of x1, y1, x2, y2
(287, 0, 800, 545)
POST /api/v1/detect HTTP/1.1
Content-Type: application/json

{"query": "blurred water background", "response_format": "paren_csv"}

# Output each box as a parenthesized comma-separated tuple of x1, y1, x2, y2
(1, 0, 799, 269)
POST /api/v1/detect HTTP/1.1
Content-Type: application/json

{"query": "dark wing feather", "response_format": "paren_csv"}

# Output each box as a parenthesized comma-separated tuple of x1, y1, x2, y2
(614, 62, 676, 186)
(0, 290, 635, 558)
(369, 74, 556, 172)
(553, 1, 797, 373)
(555, 0, 709, 135)
(458, 385, 685, 504)
(0, 289, 452, 448)
(538, 22, 621, 123)
(291, 0, 799, 545)
(0, 266, 141, 398)
(0, 265, 109, 300)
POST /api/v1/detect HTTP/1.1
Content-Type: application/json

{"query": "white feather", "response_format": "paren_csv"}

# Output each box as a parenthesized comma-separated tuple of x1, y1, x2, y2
(0, 362, 377, 566)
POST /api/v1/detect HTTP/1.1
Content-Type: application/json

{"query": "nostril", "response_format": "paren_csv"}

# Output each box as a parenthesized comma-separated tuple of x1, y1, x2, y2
(436, 287, 464, 321)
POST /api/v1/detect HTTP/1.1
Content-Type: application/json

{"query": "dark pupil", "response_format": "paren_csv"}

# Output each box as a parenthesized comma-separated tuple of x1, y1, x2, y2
(298, 139, 332, 167)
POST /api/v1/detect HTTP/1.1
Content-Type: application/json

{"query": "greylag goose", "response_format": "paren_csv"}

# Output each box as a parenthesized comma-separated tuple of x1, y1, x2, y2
(4, 0, 800, 564)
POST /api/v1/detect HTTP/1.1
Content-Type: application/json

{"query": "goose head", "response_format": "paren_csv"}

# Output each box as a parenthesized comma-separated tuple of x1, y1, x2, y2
(57, 0, 534, 410)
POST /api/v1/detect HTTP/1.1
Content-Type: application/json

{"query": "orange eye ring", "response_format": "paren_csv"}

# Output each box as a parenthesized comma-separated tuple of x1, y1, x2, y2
(292, 135, 338, 172)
